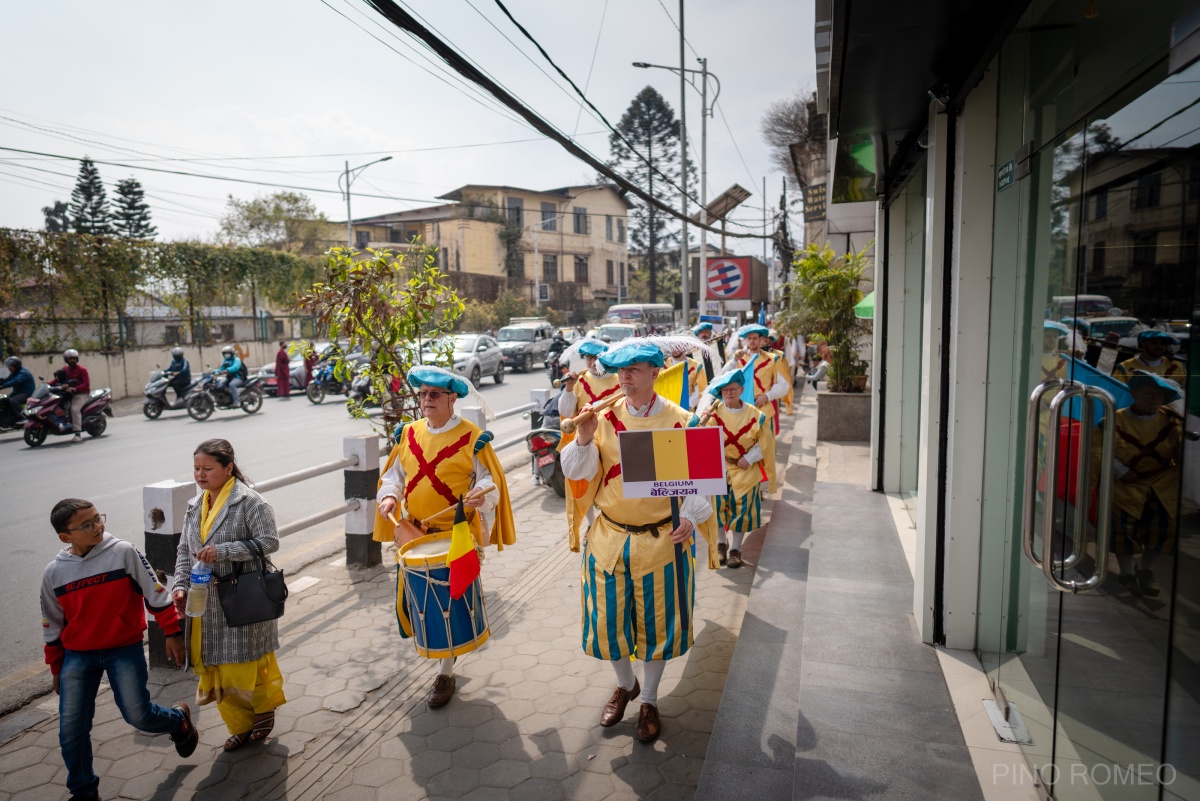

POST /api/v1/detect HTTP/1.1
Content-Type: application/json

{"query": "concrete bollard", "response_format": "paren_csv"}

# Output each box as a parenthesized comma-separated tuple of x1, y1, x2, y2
(458, 404, 486, 431)
(143, 480, 194, 668)
(343, 434, 381, 567)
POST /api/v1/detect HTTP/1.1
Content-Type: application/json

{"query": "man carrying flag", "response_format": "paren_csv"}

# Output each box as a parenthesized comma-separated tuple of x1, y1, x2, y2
(704, 370, 776, 567)
(558, 339, 619, 422)
(374, 366, 515, 708)
(723, 323, 791, 435)
(560, 341, 714, 744)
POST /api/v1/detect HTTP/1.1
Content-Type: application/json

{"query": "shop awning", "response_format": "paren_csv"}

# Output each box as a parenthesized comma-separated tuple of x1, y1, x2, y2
(854, 290, 875, 319)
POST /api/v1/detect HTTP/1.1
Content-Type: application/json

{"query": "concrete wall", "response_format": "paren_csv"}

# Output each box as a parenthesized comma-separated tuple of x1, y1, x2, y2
(23, 341, 281, 403)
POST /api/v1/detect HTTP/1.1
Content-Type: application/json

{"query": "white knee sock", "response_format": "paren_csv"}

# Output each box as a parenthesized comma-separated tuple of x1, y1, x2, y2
(610, 658, 636, 691)
(731, 531, 744, 551)
(438, 657, 454, 675)
(640, 660, 666, 706)
(718, 528, 728, 546)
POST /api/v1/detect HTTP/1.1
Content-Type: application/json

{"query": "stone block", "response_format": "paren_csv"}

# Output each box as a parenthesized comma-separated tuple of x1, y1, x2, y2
(815, 390, 871, 441)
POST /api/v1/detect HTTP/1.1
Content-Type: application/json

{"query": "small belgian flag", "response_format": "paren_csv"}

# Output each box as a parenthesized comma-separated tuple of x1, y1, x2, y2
(447, 496, 480, 600)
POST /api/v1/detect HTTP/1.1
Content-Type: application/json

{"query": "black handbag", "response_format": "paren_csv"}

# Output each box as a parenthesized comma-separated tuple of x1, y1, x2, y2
(215, 539, 288, 627)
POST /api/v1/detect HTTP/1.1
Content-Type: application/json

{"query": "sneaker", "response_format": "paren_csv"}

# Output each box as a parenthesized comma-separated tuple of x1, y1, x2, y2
(73, 433, 82, 441)
(169, 702, 199, 757)
(1137, 570, 1161, 598)
(1117, 573, 1142, 597)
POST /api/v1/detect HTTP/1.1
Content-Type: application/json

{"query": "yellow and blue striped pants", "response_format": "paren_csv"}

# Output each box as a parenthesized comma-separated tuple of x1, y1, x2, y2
(716, 484, 762, 534)
(580, 535, 695, 661)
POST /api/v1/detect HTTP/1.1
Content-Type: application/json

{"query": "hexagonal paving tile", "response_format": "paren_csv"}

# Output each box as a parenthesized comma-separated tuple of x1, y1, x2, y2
(426, 725, 474, 752)
(4, 763, 59, 793)
(479, 758, 532, 789)
(106, 749, 165, 780)
(408, 749, 453, 780)
(426, 766, 480, 796)
(451, 741, 500, 770)
(322, 689, 367, 713)
(352, 757, 408, 787)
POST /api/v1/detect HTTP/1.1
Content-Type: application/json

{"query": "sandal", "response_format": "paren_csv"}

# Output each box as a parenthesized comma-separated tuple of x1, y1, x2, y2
(224, 731, 252, 752)
(249, 711, 275, 742)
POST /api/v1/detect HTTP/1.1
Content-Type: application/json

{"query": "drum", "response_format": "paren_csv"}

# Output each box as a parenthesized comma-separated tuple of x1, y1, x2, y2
(397, 533, 490, 658)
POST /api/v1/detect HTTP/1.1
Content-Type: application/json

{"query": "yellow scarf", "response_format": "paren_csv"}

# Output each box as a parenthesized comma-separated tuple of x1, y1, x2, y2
(199, 477, 235, 544)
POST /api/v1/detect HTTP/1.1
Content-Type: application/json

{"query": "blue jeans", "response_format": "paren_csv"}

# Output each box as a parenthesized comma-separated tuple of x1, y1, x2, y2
(220, 375, 243, 404)
(58, 642, 184, 797)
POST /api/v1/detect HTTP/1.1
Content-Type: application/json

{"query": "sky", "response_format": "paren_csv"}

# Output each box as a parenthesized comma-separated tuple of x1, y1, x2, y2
(0, 0, 815, 258)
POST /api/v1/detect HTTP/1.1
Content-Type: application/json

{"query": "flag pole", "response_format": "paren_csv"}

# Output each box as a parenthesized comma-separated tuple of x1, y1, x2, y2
(669, 497, 690, 632)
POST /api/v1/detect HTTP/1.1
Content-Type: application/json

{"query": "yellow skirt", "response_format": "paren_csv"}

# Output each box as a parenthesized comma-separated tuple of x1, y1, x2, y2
(190, 619, 286, 735)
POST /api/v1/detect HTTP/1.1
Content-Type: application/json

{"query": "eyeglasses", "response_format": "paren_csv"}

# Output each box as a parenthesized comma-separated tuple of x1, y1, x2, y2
(417, 390, 451, 400)
(68, 514, 105, 533)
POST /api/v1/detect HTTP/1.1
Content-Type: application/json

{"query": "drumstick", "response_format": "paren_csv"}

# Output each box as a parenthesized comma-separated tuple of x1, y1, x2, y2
(560, 390, 626, 434)
(424, 484, 498, 522)
(552, 368, 589, 388)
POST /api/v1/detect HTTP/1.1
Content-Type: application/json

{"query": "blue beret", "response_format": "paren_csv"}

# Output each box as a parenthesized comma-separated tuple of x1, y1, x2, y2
(707, 370, 746, 397)
(408, 365, 470, 398)
(1137, 330, 1178, 346)
(577, 339, 609, 357)
(692, 322, 713, 334)
(1126, 369, 1181, 403)
(738, 324, 770, 339)
(598, 341, 665, 370)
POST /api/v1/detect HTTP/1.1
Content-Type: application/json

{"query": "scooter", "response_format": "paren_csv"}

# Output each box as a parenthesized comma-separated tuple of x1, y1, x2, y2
(524, 393, 565, 497)
(143, 368, 202, 419)
(22, 382, 113, 447)
(186, 371, 264, 420)
(0, 390, 22, 432)
(306, 361, 350, 404)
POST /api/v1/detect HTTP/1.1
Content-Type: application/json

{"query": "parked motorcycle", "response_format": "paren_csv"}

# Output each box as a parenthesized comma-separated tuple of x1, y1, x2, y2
(22, 382, 113, 447)
(143, 368, 202, 419)
(306, 361, 350, 404)
(0, 390, 22, 433)
(186, 371, 264, 420)
(524, 393, 565, 497)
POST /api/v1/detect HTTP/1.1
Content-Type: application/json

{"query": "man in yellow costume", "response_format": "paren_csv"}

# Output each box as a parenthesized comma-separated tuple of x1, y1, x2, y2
(1112, 330, 1185, 384)
(560, 341, 714, 744)
(1099, 370, 1183, 598)
(665, 343, 709, 411)
(704, 370, 775, 568)
(374, 366, 515, 708)
(723, 324, 791, 435)
(557, 339, 619, 421)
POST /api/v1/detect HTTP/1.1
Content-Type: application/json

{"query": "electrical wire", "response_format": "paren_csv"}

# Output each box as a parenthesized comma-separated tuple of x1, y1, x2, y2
(571, 0, 609, 138)
(359, 0, 765, 239)
(715, 100, 760, 188)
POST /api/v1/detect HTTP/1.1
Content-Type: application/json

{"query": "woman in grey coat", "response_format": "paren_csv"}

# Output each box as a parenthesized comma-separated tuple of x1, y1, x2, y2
(171, 439, 286, 752)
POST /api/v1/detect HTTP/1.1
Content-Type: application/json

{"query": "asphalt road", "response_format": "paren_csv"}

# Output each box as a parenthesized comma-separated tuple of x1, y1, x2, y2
(0, 366, 553, 711)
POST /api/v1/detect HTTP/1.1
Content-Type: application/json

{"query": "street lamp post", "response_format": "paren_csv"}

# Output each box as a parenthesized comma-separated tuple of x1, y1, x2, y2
(633, 57, 720, 326)
(339, 156, 393, 248)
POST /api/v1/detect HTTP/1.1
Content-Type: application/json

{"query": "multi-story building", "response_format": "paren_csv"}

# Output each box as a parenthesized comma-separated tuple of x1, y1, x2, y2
(338, 183, 632, 310)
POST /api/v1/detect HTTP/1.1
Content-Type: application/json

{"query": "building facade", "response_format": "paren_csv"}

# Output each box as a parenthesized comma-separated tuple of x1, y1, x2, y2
(821, 0, 1199, 797)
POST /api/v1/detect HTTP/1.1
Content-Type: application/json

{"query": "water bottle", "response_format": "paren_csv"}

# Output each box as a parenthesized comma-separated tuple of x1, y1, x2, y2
(186, 560, 212, 618)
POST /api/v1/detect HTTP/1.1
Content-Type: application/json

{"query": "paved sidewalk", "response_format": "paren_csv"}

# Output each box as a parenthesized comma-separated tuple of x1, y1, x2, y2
(0, 419, 795, 800)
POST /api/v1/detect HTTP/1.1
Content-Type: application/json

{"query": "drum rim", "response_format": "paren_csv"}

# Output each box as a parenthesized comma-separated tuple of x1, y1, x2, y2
(398, 531, 453, 566)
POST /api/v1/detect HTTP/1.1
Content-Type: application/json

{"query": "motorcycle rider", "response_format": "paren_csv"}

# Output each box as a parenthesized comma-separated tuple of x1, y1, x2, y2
(2, 356, 36, 424)
(547, 332, 568, 380)
(48, 349, 90, 441)
(214, 346, 244, 406)
(165, 347, 191, 401)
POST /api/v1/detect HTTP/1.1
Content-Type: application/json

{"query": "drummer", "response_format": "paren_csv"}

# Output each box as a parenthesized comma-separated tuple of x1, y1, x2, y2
(560, 341, 714, 743)
(374, 366, 515, 708)
(558, 339, 619, 419)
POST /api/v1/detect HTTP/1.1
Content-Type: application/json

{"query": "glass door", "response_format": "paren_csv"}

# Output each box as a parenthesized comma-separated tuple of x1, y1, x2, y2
(979, 7, 1200, 798)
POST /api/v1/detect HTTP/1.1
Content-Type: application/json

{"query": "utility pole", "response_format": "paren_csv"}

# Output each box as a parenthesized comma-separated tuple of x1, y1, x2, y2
(699, 57, 708, 323)
(678, 0, 689, 328)
(345, 160, 352, 248)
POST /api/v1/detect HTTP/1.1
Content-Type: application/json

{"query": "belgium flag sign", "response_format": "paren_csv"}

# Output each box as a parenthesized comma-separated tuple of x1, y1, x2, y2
(617, 427, 727, 499)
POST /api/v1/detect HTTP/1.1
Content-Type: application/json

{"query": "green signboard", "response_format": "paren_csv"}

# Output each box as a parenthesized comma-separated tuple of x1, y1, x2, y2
(997, 159, 1016, 192)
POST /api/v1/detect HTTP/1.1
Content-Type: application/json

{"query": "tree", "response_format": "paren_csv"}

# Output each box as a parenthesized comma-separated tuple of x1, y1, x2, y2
(295, 244, 463, 436)
(219, 191, 328, 254)
(112, 177, 157, 239)
(42, 201, 71, 233)
(760, 89, 825, 188)
(606, 86, 692, 303)
(69, 157, 112, 236)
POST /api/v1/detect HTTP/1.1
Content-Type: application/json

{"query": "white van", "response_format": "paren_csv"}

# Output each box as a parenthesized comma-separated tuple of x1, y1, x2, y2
(1052, 294, 1114, 318)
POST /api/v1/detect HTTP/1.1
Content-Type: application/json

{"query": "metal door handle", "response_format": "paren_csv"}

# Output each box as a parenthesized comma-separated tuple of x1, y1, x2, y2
(1041, 386, 1087, 576)
(1023, 379, 1070, 568)
(1042, 386, 1116, 593)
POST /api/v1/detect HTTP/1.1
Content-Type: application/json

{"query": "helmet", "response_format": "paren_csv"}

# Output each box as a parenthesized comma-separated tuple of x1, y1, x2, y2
(171, 347, 184, 358)
(221, 346, 235, 356)
(63, 348, 79, 361)
(4, 357, 20, 371)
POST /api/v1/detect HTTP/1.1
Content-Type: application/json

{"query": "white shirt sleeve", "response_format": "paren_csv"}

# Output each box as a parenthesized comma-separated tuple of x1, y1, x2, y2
(743, 443, 764, 465)
(557, 389, 578, 418)
(680, 493, 712, 527)
(561, 439, 600, 480)
(766, 373, 789, 401)
(472, 454, 498, 516)
(377, 454, 405, 502)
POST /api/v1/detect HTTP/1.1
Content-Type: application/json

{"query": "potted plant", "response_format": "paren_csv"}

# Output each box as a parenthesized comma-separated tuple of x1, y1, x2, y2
(776, 241, 872, 393)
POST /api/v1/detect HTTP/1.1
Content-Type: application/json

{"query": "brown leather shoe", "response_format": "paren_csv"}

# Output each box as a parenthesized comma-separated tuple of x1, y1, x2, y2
(426, 674, 456, 708)
(635, 703, 661, 743)
(599, 679, 640, 727)
(717, 542, 728, 565)
(727, 549, 743, 568)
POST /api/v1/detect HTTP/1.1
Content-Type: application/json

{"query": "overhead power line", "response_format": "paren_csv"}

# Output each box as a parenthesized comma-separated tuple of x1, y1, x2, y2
(360, 0, 765, 239)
